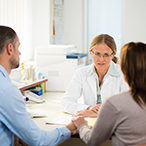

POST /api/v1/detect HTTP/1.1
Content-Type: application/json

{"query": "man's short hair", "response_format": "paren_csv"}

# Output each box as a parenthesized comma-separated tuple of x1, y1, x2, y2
(0, 26, 17, 54)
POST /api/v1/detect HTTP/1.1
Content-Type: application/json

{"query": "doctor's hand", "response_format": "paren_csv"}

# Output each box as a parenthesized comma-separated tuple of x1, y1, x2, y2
(87, 104, 101, 114)
(72, 109, 97, 118)
(72, 116, 87, 128)
(66, 121, 77, 135)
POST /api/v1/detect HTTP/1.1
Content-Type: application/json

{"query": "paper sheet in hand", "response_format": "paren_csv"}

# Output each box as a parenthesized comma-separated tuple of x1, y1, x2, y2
(46, 114, 72, 125)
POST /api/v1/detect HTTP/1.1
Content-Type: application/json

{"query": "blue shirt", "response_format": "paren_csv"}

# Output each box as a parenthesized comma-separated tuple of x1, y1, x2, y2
(0, 65, 71, 146)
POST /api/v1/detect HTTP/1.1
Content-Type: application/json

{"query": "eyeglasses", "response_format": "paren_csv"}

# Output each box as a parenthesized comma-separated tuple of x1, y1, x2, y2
(91, 50, 114, 59)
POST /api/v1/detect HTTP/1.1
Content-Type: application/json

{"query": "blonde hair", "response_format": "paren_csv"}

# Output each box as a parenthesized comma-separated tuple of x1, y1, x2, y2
(89, 34, 119, 64)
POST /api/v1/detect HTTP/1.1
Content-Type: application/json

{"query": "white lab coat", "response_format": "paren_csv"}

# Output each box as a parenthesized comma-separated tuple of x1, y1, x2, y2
(61, 61, 129, 114)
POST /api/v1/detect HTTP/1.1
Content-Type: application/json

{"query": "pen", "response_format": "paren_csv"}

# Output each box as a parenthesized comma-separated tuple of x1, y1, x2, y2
(23, 96, 29, 101)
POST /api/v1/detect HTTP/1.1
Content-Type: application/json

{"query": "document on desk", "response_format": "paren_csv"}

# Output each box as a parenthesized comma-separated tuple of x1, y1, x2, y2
(26, 108, 46, 118)
(46, 114, 89, 125)
(46, 114, 72, 125)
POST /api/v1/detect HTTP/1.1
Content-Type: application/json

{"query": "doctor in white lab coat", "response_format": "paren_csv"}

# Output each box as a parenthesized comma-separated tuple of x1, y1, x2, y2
(61, 34, 129, 117)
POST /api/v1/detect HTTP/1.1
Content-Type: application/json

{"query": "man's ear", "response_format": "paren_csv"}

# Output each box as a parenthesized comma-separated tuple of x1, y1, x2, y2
(6, 43, 13, 55)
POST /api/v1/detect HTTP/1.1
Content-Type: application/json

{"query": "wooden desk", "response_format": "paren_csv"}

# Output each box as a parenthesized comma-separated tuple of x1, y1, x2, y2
(134, 145, 146, 146)
(26, 92, 112, 146)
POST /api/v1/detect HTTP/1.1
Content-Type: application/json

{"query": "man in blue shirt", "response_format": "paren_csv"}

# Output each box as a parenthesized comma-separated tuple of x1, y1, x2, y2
(0, 25, 76, 146)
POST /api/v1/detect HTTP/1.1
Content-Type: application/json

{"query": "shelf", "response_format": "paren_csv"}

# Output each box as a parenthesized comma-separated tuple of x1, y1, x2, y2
(19, 78, 48, 91)
(66, 53, 87, 59)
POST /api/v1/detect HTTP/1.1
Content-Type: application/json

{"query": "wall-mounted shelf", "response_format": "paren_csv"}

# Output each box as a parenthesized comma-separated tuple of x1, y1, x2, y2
(18, 78, 48, 91)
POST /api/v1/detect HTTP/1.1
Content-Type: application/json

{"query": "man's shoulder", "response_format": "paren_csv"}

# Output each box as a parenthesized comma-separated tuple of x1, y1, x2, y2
(0, 75, 14, 93)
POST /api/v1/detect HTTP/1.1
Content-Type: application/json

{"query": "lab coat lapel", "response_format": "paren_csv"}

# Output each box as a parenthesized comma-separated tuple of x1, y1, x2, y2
(102, 61, 119, 88)
(85, 63, 97, 102)
(87, 74, 97, 99)
(102, 75, 113, 88)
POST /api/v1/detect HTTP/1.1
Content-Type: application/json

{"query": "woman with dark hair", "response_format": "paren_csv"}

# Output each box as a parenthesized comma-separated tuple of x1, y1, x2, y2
(72, 42, 146, 146)
(61, 34, 129, 117)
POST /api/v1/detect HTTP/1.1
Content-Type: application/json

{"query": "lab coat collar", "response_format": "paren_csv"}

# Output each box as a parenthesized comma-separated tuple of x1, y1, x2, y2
(108, 61, 119, 77)
(85, 61, 120, 77)
(85, 63, 94, 76)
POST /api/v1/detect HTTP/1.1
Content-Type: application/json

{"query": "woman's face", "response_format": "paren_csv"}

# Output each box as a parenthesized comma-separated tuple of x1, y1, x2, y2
(90, 43, 114, 73)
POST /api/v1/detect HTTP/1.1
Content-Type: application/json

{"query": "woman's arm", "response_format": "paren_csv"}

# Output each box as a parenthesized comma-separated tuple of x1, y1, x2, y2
(73, 99, 119, 146)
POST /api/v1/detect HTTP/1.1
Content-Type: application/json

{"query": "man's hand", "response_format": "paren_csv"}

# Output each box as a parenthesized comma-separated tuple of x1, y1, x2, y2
(72, 109, 97, 118)
(66, 121, 77, 135)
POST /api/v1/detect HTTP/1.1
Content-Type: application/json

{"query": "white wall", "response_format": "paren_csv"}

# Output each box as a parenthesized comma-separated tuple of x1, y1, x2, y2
(0, 0, 33, 61)
(32, 0, 146, 61)
(63, 0, 87, 53)
(122, 0, 146, 46)
(87, 0, 122, 64)
(32, 0, 51, 59)
(23, 0, 33, 61)
(32, 0, 87, 58)
(3, 0, 146, 61)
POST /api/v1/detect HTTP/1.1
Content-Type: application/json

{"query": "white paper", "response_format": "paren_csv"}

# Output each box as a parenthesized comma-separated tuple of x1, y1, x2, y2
(46, 114, 72, 125)
(26, 109, 46, 118)
(46, 114, 89, 125)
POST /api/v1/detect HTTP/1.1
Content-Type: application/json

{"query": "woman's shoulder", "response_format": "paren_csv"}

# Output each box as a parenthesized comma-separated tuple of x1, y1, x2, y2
(106, 91, 132, 106)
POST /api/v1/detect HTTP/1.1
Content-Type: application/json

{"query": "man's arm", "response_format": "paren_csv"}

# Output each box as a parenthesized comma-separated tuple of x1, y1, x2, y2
(1, 86, 71, 145)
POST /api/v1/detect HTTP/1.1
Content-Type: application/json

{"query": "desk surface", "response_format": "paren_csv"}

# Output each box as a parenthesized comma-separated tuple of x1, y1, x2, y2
(27, 92, 112, 146)
(26, 92, 65, 130)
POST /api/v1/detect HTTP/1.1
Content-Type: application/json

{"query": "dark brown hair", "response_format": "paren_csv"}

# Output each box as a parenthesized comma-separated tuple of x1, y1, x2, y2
(121, 42, 146, 107)
(89, 34, 119, 63)
(0, 25, 17, 55)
